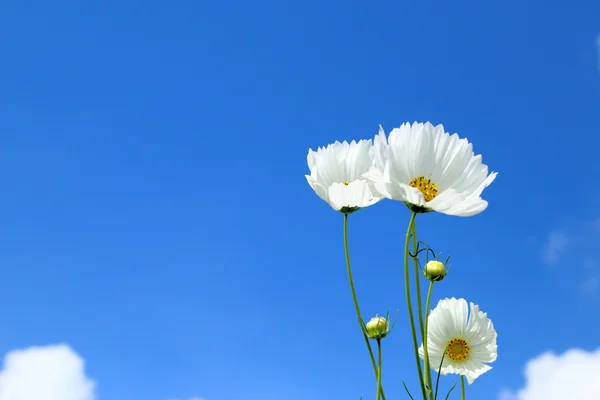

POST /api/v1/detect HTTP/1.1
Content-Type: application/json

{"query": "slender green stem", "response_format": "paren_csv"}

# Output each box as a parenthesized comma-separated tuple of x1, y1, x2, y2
(411, 223, 425, 340)
(434, 352, 446, 400)
(412, 221, 431, 399)
(461, 375, 466, 400)
(376, 340, 382, 400)
(343, 214, 386, 400)
(403, 212, 426, 399)
(423, 281, 435, 400)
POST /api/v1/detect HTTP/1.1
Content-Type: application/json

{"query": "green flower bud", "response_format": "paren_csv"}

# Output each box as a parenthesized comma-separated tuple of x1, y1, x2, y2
(365, 316, 389, 340)
(425, 260, 447, 281)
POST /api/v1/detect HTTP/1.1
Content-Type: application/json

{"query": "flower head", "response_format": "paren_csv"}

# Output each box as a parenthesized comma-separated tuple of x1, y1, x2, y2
(365, 315, 389, 340)
(419, 298, 497, 384)
(424, 260, 447, 281)
(365, 123, 497, 216)
(306, 140, 381, 213)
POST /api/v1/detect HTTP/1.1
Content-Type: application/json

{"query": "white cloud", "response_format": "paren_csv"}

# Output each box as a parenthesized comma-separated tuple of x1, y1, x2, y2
(499, 348, 600, 400)
(0, 344, 95, 400)
(541, 230, 569, 265)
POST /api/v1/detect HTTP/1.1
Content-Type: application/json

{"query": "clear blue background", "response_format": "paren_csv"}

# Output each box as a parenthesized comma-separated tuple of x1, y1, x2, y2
(1, 0, 599, 399)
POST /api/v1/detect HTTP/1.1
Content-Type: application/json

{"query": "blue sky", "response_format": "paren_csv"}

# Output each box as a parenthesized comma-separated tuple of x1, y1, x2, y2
(1, 0, 599, 399)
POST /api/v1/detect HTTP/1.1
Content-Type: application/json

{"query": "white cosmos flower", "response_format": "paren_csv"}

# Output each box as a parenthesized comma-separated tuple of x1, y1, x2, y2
(365, 122, 497, 216)
(419, 298, 498, 384)
(305, 140, 381, 212)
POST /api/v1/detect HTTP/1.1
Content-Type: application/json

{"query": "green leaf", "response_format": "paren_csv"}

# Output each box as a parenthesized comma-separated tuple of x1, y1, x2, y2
(444, 382, 457, 400)
(402, 381, 416, 400)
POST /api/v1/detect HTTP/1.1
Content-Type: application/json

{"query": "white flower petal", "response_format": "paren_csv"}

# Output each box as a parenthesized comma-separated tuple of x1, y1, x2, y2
(370, 125, 389, 173)
(398, 183, 428, 207)
(305, 175, 329, 204)
(328, 180, 378, 210)
(439, 298, 468, 337)
(441, 197, 489, 217)
(465, 302, 498, 363)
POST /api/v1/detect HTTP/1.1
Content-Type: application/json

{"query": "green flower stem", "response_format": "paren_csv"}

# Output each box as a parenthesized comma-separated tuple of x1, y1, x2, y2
(423, 281, 435, 400)
(434, 352, 446, 400)
(412, 219, 431, 399)
(461, 376, 466, 400)
(343, 213, 386, 400)
(411, 223, 425, 341)
(376, 340, 383, 400)
(404, 212, 427, 399)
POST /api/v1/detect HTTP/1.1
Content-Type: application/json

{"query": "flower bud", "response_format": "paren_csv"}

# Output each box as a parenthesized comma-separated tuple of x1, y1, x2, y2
(425, 260, 447, 281)
(365, 315, 389, 340)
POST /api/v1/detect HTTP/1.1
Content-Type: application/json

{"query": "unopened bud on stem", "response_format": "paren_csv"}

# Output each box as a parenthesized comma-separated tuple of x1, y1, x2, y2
(365, 315, 389, 340)
(425, 260, 447, 281)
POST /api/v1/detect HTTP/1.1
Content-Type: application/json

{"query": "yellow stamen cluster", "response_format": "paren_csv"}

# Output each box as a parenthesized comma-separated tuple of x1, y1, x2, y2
(409, 176, 438, 202)
(446, 338, 470, 362)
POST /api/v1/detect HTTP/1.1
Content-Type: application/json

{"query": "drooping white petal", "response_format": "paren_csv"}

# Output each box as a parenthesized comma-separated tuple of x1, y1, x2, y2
(305, 175, 329, 204)
(442, 359, 492, 384)
(328, 180, 378, 211)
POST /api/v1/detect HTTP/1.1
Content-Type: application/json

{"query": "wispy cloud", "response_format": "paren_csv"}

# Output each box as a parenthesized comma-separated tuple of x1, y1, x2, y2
(0, 344, 95, 400)
(542, 218, 600, 296)
(541, 230, 569, 265)
(499, 348, 600, 400)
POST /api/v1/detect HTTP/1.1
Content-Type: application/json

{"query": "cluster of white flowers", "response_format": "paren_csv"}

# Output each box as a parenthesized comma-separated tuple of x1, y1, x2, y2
(306, 121, 498, 396)
(305, 122, 497, 217)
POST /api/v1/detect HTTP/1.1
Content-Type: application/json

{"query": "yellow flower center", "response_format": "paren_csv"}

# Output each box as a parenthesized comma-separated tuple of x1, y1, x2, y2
(344, 181, 349, 186)
(446, 338, 470, 362)
(409, 176, 438, 202)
